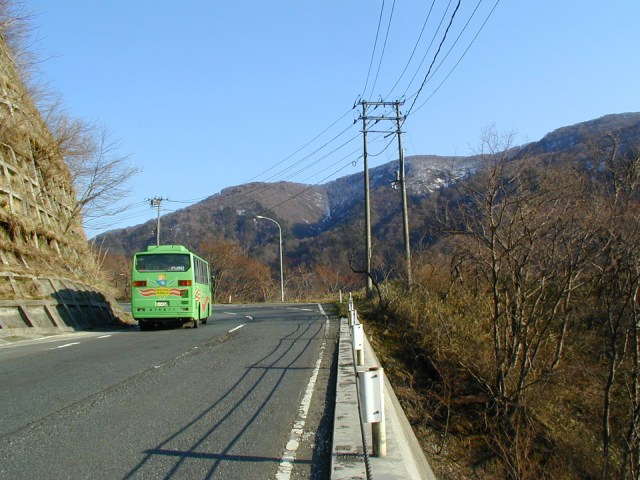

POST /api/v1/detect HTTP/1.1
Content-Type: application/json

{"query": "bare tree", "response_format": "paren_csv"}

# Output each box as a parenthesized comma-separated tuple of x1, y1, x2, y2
(0, 1, 37, 83)
(199, 239, 273, 303)
(45, 108, 141, 233)
(437, 128, 592, 476)
(582, 135, 640, 479)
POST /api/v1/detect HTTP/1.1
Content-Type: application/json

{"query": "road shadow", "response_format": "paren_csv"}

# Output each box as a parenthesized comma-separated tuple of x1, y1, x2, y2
(123, 307, 334, 479)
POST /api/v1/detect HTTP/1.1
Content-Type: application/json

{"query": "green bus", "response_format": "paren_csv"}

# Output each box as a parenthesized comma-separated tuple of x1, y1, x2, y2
(131, 245, 212, 330)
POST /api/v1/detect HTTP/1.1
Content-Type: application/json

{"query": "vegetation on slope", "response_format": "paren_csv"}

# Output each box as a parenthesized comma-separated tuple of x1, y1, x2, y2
(358, 129, 640, 479)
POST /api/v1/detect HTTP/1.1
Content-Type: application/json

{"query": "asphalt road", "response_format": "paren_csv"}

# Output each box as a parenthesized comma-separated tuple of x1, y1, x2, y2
(0, 303, 339, 480)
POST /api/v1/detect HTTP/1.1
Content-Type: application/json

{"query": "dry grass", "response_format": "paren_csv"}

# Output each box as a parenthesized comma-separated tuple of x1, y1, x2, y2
(356, 277, 606, 479)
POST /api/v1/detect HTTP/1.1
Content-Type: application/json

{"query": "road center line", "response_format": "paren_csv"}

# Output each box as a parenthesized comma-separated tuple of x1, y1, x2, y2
(228, 324, 245, 333)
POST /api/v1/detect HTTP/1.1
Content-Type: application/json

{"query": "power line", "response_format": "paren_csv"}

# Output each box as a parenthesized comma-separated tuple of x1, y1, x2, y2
(384, 0, 437, 99)
(257, 125, 358, 184)
(404, 0, 462, 118)
(257, 159, 360, 217)
(361, 0, 387, 97)
(241, 108, 354, 185)
(132, 110, 360, 226)
(125, 1, 434, 225)
(99, 0, 503, 239)
(399, 0, 455, 99)
(410, 0, 501, 116)
(368, 0, 397, 98)
(405, 0, 486, 111)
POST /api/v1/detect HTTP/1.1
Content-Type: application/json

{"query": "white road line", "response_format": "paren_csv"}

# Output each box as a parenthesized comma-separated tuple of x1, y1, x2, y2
(48, 342, 80, 350)
(97, 335, 112, 339)
(228, 324, 245, 333)
(223, 312, 238, 316)
(275, 306, 329, 480)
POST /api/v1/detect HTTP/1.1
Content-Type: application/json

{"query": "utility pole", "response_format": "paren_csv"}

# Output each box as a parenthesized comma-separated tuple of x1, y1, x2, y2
(361, 101, 373, 296)
(395, 102, 412, 289)
(358, 100, 412, 291)
(149, 197, 166, 246)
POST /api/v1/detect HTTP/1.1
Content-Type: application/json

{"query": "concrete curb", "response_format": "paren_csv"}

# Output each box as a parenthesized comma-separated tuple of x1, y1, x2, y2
(331, 318, 367, 479)
(332, 317, 437, 479)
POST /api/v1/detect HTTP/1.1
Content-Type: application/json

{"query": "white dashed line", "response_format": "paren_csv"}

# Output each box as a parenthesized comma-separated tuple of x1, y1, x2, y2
(228, 324, 245, 333)
(48, 342, 80, 350)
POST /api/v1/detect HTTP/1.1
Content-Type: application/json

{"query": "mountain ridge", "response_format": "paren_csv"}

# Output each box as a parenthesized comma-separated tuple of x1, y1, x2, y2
(96, 112, 640, 259)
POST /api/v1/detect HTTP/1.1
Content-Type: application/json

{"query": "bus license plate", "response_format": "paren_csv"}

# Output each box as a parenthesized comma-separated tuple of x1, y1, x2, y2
(156, 301, 168, 307)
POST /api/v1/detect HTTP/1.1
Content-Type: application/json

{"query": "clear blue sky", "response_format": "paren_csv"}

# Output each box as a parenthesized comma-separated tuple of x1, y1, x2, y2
(25, 1, 640, 237)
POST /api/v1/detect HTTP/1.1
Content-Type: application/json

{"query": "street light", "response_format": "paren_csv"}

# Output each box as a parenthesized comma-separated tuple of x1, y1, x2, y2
(256, 215, 285, 302)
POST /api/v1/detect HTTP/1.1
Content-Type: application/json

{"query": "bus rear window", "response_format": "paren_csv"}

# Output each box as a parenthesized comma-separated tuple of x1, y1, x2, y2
(135, 254, 191, 272)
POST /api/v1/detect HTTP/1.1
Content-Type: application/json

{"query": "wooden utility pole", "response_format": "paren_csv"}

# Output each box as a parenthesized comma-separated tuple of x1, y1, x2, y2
(395, 102, 412, 289)
(361, 101, 373, 296)
(358, 100, 412, 291)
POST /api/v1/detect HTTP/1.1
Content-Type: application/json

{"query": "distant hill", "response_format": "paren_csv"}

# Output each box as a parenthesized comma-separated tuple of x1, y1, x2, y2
(95, 113, 640, 264)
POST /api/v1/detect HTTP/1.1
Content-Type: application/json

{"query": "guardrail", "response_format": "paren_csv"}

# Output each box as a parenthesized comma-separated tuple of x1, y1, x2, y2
(331, 293, 437, 479)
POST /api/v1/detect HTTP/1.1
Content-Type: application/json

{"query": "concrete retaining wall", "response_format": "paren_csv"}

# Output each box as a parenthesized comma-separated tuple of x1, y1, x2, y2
(0, 271, 121, 337)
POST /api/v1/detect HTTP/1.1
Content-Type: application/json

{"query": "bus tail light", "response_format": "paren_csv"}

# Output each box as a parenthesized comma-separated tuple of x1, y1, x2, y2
(133, 281, 147, 287)
(178, 280, 192, 286)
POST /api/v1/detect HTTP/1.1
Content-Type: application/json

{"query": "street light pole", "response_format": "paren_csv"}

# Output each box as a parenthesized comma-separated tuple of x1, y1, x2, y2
(256, 215, 285, 302)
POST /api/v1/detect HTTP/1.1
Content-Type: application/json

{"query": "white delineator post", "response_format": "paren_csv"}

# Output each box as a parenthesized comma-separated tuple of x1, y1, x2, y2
(358, 366, 386, 457)
(352, 322, 364, 366)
